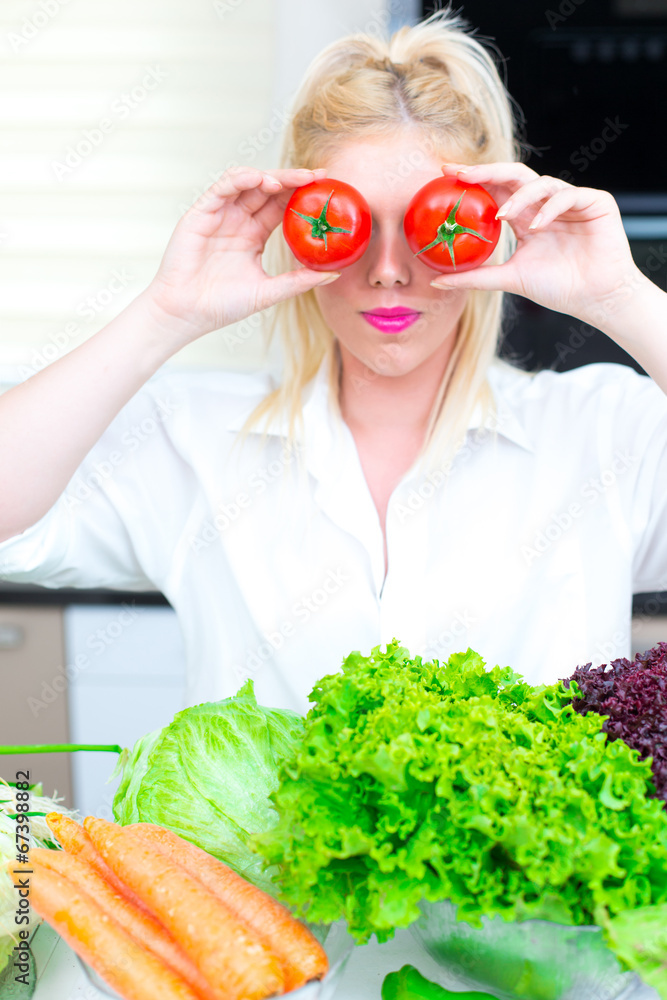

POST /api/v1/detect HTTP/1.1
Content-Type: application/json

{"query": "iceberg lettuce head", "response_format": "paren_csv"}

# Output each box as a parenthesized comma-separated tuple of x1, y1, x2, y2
(112, 680, 304, 895)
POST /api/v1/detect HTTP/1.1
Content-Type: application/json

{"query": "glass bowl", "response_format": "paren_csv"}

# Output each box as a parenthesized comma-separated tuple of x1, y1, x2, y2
(408, 898, 654, 1000)
(77, 918, 354, 1000)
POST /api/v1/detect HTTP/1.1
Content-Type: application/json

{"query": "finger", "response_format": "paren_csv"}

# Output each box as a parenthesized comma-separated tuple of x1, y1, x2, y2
(262, 167, 329, 186)
(525, 186, 619, 230)
(192, 167, 327, 217)
(190, 167, 278, 216)
(441, 161, 541, 194)
(235, 167, 329, 218)
(259, 267, 341, 309)
(250, 171, 332, 237)
(251, 193, 295, 237)
(495, 176, 571, 223)
(429, 260, 517, 294)
(234, 176, 287, 215)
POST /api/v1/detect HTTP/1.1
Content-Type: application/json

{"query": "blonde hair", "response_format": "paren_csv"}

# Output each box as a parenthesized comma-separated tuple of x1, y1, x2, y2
(235, 6, 525, 478)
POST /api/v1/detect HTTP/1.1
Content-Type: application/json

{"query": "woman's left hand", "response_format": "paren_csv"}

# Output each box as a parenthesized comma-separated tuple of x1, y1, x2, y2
(430, 161, 647, 336)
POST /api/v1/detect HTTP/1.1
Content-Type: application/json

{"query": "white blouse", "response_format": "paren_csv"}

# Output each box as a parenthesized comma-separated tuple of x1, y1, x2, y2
(1, 356, 667, 715)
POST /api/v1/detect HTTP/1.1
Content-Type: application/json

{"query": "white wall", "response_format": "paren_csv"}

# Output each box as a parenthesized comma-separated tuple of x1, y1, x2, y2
(0, 0, 393, 381)
(64, 604, 186, 818)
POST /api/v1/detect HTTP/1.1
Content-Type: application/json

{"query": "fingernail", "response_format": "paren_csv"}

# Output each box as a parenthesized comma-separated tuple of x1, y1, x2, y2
(528, 213, 543, 230)
(316, 272, 341, 285)
(430, 279, 454, 288)
(496, 202, 510, 219)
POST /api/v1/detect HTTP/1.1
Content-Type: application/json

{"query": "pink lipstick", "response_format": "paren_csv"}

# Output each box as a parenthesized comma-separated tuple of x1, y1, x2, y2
(361, 306, 421, 333)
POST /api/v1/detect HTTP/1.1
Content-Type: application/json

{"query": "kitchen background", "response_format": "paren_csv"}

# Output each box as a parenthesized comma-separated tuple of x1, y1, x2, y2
(1, 0, 666, 816)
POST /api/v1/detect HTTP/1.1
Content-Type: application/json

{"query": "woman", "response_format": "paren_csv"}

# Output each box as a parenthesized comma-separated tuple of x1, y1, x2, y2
(1, 11, 666, 714)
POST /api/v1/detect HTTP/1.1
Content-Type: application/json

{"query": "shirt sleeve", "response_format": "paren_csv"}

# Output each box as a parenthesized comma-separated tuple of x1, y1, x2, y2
(624, 370, 667, 593)
(578, 362, 667, 594)
(0, 381, 180, 592)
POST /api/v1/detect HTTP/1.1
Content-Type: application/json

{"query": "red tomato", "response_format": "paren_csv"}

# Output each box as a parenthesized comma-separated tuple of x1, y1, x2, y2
(403, 176, 501, 273)
(282, 179, 372, 271)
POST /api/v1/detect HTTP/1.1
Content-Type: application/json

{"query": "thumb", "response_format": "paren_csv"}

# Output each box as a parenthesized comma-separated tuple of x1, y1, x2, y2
(260, 267, 341, 308)
(429, 261, 514, 293)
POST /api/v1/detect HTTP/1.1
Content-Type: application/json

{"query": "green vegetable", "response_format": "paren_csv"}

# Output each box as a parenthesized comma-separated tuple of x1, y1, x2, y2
(254, 641, 667, 942)
(604, 904, 667, 999)
(0, 944, 35, 997)
(382, 964, 498, 1000)
(0, 746, 120, 756)
(112, 680, 304, 895)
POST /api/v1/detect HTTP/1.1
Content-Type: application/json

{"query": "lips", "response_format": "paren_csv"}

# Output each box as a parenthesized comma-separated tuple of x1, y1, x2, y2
(361, 306, 421, 334)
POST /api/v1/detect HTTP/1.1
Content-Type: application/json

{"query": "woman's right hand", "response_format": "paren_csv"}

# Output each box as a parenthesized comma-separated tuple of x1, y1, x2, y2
(144, 166, 341, 343)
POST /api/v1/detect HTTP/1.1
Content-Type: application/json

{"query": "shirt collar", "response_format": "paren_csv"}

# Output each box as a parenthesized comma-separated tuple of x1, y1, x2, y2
(226, 355, 534, 453)
(225, 354, 334, 439)
(468, 363, 535, 453)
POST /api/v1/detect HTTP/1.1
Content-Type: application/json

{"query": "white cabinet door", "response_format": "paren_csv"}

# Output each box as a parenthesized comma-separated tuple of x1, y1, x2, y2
(64, 603, 186, 818)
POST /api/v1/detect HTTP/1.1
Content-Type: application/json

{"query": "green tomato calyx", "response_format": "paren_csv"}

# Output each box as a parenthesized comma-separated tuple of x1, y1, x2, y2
(414, 191, 491, 269)
(291, 190, 352, 251)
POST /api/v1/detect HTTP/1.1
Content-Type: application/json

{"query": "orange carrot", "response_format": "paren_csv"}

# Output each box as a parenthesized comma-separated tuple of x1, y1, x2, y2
(30, 848, 216, 1000)
(45, 812, 147, 912)
(84, 817, 284, 1000)
(18, 858, 203, 1000)
(130, 823, 329, 991)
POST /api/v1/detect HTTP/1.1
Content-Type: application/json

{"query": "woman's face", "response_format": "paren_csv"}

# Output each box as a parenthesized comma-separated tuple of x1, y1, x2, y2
(313, 129, 470, 380)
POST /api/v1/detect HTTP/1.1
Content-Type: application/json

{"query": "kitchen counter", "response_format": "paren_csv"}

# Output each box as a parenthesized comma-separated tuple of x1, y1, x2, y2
(0, 580, 168, 606)
(29, 920, 662, 1000)
(30, 920, 466, 999)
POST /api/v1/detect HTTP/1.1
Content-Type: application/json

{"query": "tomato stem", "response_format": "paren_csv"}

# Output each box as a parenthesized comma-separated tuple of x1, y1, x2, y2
(290, 190, 352, 251)
(414, 191, 491, 270)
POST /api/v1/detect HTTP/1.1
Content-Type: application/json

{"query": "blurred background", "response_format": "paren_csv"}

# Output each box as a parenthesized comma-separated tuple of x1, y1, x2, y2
(1, 0, 665, 813)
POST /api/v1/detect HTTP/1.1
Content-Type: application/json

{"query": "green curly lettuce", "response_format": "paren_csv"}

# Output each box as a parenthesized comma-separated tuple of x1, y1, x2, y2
(603, 903, 667, 996)
(254, 641, 667, 944)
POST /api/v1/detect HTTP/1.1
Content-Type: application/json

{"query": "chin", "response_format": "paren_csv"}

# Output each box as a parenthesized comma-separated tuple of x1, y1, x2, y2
(360, 347, 427, 379)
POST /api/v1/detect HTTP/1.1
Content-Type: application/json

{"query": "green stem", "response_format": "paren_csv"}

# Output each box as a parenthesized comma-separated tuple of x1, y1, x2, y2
(0, 744, 122, 754)
(414, 190, 491, 270)
(291, 189, 352, 251)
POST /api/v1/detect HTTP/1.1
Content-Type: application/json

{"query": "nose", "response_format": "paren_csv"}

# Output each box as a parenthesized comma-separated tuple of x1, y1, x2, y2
(365, 222, 411, 287)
